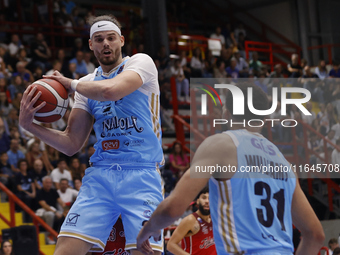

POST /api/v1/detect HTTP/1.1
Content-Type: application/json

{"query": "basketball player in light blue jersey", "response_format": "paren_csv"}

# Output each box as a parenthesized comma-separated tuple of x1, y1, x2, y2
(137, 84, 325, 255)
(19, 15, 163, 255)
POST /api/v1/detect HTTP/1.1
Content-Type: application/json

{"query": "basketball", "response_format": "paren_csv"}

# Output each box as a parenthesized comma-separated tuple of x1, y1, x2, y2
(31, 79, 69, 123)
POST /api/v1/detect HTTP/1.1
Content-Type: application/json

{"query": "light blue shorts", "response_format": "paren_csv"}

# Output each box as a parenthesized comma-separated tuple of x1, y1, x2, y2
(58, 162, 164, 252)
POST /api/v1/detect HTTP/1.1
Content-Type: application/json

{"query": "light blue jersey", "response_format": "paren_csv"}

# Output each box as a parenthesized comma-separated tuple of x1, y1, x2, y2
(88, 55, 163, 165)
(209, 130, 296, 255)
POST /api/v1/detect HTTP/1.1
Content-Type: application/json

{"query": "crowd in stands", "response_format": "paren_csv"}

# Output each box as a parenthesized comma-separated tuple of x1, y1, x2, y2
(1, 1, 340, 242)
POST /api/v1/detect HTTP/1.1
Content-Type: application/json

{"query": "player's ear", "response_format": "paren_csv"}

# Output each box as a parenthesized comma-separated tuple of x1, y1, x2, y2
(120, 35, 125, 47)
(89, 39, 93, 51)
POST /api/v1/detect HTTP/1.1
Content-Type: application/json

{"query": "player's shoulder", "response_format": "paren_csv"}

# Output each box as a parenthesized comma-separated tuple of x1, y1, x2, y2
(200, 133, 236, 151)
(128, 53, 154, 62)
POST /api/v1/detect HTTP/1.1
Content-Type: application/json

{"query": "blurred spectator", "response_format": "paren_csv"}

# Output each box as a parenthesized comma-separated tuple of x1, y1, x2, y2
(287, 54, 302, 78)
(31, 158, 47, 191)
(35, 176, 65, 231)
(234, 23, 247, 43)
(307, 133, 322, 165)
(190, 47, 204, 77)
(213, 59, 227, 81)
(329, 62, 340, 78)
(0, 78, 12, 103)
(0, 92, 13, 116)
(302, 102, 316, 125)
(8, 75, 25, 101)
(210, 26, 225, 47)
(64, 62, 78, 79)
(11, 92, 22, 111)
(331, 139, 340, 165)
(15, 159, 35, 220)
(26, 140, 52, 172)
(154, 45, 170, 71)
(203, 59, 214, 78)
(13, 61, 34, 85)
(314, 60, 328, 80)
(320, 129, 336, 150)
(69, 51, 88, 77)
(171, 59, 189, 102)
(237, 33, 246, 57)
(299, 66, 323, 104)
(37, 0, 49, 24)
(0, 117, 10, 153)
(269, 64, 284, 78)
(84, 52, 95, 74)
(46, 144, 60, 168)
(68, 157, 83, 180)
(249, 52, 262, 76)
(33, 66, 43, 81)
(218, 47, 232, 69)
(46, 60, 62, 76)
(169, 142, 189, 180)
(334, 247, 340, 255)
(0, 240, 13, 255)
(8, 34, 23, 60)
(7, 139, 25, 174)
(56, 178, 78, 212)
(0, 46, 10, 78)
(72, 38, 87, 57)
(0, 152, 14, 189)
(50, 158, 72, 189)
(30, 33, 51, 73)
(328, 238, 339, 255)
(56, 49, 69, 75)
(79, 144, 95, 171)
(73, 178, 82, 191)
(234, 50, 248, 77)
(225, 57, 239, 79)
(254, 72, 268, 94)
(62, 0, 76, 14)
(179, 50, 191, 78)
(17, 48, 31, 68)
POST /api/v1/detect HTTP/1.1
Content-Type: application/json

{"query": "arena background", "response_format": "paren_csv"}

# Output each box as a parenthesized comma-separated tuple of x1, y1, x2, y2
(0, 0, 339, 254)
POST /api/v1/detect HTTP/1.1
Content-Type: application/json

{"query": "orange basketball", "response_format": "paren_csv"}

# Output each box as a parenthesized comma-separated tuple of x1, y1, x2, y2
(31, 79, 69, 123)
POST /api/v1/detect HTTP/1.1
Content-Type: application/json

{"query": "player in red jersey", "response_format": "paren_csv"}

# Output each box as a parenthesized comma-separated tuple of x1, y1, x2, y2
(167, 187, 216, 255)
(94, 217, 129, 255)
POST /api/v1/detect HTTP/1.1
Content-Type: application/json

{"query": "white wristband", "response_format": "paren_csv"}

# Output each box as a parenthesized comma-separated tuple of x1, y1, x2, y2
(71, 80, 80, 92)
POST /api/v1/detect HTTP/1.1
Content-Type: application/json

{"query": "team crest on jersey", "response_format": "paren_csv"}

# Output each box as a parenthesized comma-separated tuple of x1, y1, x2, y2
(117, 65, 125, 75)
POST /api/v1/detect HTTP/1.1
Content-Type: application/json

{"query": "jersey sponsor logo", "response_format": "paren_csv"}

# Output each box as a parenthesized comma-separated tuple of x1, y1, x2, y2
(124, 139, 144, 147)
(199, 236, 215, 249)
(201, 225, 208, 235)
(251, 138, 276, 156)
(103, 250, 129, 255)
(101, 116, 144, 138)
(143, 210, 152, 218)
(143, 199, 159, 206)
(102, 140, 120, 150)
(65, 213, 80, 226)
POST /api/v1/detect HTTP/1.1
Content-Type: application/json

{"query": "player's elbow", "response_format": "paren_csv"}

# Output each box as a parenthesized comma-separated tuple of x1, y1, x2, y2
(63, 143, 81, 156)
(303, 226, 325, 247)
(166, 241, 176, 254)
(102, 85, 119, 101)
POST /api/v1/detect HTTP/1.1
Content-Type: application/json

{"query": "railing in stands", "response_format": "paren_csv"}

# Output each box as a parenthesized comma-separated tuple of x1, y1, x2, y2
(0, 182, 58, 254)
(307, 44, 340, 65)
(245, 41, 300, 71)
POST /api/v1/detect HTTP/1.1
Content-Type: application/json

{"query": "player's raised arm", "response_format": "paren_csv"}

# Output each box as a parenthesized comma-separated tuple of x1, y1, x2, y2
(137, 133, 236, 254)
(19, 85, 94, 156)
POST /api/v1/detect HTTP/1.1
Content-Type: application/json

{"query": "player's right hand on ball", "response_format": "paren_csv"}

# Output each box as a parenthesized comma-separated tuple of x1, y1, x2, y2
(19, 85, 46, 130)
(43, 70, 74, 94)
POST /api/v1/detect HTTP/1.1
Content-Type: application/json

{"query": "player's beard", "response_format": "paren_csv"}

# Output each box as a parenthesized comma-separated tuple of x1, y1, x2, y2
(98, 47, 121, 67)
(198, 203, 210, 216)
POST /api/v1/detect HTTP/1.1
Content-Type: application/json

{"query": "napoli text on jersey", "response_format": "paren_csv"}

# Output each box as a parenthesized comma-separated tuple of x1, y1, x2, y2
(87, 54, 163, 165)
(209, 130, 296, 255)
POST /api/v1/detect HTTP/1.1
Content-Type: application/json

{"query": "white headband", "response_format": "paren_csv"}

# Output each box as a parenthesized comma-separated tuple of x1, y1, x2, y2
(90, 21, 121, 38)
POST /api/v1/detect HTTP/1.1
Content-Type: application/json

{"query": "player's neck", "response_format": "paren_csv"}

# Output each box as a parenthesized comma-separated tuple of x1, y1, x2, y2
(196, 210, 210, 222)
(101, 56, 123, 73)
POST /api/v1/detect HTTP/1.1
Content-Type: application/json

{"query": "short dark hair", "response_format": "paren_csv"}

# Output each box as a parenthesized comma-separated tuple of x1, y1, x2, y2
(226, 83, 269, 121)
(196, 186, 209, 200)
(88, 14, 121, 30)
(59, 178, 69, 184)
(17, 159, 28, 168)
(329, 238, 337, 247)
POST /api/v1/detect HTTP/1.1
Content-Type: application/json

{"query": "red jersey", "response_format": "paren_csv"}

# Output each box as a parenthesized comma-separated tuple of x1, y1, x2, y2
(97, 218, 129, 255)
(181, 212, 217, 255)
